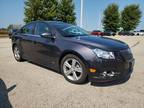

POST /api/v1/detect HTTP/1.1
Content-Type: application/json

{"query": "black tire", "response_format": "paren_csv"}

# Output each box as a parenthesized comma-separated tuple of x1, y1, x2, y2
(61, 54, 88, 84)
(13, 45, 23, 62)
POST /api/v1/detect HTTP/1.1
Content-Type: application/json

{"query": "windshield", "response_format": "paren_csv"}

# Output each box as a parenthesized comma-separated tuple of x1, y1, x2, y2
(56, 24, 89, 37)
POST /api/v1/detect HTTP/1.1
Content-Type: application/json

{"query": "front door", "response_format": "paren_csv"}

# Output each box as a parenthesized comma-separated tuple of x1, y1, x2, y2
(32, 22, 59, 68)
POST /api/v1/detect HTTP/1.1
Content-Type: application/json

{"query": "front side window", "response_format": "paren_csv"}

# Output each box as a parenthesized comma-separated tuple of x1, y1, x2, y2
(21, 23, 34, 34)
(35, 23, 50, 35)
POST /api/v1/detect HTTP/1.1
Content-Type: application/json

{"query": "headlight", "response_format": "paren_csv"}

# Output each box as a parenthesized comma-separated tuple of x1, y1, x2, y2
(93, 48, 115, 59)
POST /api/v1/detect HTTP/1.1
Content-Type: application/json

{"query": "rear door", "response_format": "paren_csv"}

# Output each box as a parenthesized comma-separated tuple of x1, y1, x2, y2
(20, 23, 36, 60)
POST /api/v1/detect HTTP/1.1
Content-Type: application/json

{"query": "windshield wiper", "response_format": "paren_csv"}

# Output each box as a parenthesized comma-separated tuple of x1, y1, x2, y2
(64, 34, 88, 37)
(64, 35, 79, 37)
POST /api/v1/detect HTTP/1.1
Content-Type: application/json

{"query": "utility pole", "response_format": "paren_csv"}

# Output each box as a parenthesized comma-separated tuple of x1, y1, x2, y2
(80, 0, 83, 28)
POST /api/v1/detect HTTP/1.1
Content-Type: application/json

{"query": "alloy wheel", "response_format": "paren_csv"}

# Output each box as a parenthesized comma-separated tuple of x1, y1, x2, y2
(14, 46, 20, 60)
(63, 58, 83, 81)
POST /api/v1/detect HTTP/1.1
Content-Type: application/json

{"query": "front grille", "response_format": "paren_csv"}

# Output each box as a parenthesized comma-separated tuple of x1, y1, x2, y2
(119, 49, 133, 61)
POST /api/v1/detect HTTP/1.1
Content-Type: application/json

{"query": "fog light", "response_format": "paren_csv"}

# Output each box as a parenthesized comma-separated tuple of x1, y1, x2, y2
(89, 68, 96, 73)
(101, 71, 120, 77)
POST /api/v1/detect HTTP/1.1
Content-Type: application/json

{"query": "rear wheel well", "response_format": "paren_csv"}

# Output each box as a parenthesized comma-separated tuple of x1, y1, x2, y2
(12, 44, 17, 51)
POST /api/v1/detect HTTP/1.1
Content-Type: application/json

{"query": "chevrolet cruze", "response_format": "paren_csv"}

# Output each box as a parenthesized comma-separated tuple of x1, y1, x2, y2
(11, 21, 135, 84)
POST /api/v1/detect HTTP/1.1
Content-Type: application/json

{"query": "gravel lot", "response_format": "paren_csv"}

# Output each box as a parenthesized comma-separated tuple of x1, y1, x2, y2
(0, 37, 144, 108)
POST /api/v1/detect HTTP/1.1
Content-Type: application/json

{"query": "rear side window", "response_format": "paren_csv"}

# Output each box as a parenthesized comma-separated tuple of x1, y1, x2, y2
(35, 23, 50, 35)
(21, 23, 35, 34)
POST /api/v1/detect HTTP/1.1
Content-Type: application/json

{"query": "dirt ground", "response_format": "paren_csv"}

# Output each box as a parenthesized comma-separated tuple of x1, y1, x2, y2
(0, 37, 144, 108)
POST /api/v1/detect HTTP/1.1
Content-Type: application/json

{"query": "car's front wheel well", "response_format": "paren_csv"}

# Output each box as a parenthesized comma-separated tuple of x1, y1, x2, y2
(59, 51, 89, 84)
(59, 51, 88, 70)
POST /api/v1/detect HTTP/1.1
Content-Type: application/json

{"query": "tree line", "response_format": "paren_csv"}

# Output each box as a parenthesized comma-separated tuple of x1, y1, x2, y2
(103, 3, 142, 32)
(24, 0, 76, 24)
(23, 1, 141, 32)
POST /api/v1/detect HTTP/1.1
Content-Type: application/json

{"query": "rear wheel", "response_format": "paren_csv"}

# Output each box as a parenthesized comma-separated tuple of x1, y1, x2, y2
(61, 54, 88, 84)
(13, 45, 23, 62)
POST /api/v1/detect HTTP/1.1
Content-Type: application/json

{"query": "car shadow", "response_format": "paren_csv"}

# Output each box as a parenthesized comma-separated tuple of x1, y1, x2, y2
(90, 76, 130, 87)
(0, 79, 16, 108)
(27, 61, 89, 85)
(27, 61, 62, 75)
(26, 61, 130, 86)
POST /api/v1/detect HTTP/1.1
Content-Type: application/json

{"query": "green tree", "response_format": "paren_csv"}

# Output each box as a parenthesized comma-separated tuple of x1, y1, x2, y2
(121, 4, 142, 31)
(103, 3, 120, 32)
(58, 0, 76, 24)
(42, 0, 58, 20)
(24, 0, 44, 23)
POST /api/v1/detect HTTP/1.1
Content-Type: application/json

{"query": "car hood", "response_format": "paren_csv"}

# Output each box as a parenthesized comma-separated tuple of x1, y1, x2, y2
(65, 35, 129, 51)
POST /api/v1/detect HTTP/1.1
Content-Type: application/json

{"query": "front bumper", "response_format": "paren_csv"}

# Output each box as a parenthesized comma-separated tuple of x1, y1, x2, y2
(88, 54, 135, 82)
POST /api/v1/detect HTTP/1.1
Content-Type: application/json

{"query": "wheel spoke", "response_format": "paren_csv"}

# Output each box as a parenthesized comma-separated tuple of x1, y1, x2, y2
(73, 72, 78, 80)
(64, 61, 71, 69)
(72, 59, 76, 68)
(65, 69, 72, 76)
(74, 67, 82, 73)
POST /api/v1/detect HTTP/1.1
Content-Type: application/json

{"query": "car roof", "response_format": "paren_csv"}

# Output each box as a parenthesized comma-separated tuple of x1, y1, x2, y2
(30, 20, 67, 25)
(24, 21, 73, 29)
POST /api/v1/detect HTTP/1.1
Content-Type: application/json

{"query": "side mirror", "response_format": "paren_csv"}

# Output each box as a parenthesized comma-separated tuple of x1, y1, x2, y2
(41, 33, 56, 39)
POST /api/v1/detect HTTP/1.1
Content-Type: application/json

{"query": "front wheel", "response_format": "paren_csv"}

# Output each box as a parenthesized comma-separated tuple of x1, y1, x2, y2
(61, 54, 88, 84)
(13, 45, 23, 62)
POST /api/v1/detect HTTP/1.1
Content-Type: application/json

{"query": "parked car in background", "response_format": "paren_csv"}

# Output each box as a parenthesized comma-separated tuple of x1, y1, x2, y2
(118, 31, 134, 36)
(91, 30, 104, 36)
(133, 30, 144, 36)
(133, 31, 140, 36)
(103, 31, 116, 36)
(139, 30, 144, 36)
(11, 21, 134, 84)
